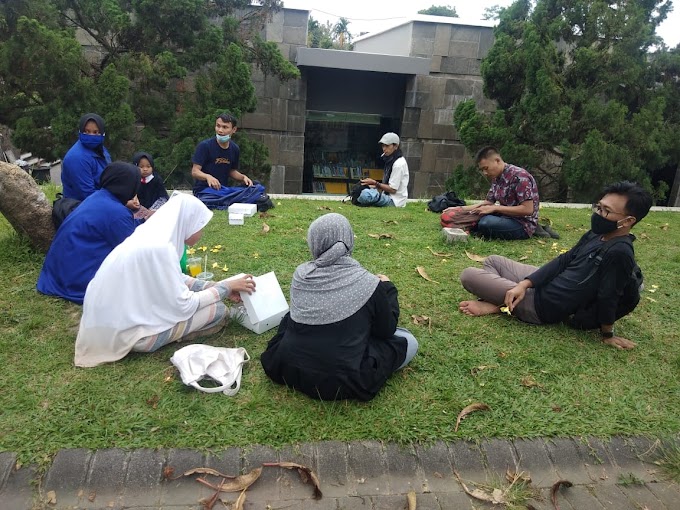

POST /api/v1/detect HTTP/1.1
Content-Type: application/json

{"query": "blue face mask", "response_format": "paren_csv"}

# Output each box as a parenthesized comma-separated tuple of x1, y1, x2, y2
(216, 134, 231, 144)
(79, 133, 105, 149)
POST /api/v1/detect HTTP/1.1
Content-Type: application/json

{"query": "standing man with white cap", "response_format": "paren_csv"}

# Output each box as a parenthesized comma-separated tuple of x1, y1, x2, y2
(357, 132, 409, 207)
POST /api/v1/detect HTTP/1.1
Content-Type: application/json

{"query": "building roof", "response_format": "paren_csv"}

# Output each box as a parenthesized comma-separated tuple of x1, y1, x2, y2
(353, 14, 495, 43)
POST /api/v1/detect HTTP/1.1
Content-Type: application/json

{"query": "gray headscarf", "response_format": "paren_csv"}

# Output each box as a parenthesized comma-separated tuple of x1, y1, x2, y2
(290, 213, 380, 325)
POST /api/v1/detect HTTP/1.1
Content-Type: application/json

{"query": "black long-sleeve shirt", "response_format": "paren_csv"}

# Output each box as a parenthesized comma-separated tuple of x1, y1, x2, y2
(530, 232, 636, 325)
(260, 281, 407, 401)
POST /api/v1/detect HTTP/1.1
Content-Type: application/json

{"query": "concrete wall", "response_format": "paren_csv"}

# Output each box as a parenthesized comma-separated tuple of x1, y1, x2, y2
(353, 24, 413, 57)
(240, 8, 310, 194)
(402, 21, 496, 198)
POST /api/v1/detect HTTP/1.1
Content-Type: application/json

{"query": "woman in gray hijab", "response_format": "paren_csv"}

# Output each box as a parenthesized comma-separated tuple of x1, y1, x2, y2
(260, 213, 418, 401)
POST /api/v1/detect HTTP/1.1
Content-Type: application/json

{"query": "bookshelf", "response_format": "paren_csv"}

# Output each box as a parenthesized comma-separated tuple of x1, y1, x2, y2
(311, 165, 384, 194)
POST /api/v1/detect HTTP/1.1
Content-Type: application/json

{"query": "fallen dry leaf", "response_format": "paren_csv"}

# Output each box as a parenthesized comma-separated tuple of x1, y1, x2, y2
(317, 206, 331, 211)
(465, 250, 486, 263)
(454, 403, 490, 432)
(259, 212, 273, 218)
(170, 467, 236, 480)
(88, 491, 96, 502)
(521, 375, 542, 389)
(646, 297, 658, 303)
(427, 246, 453, 257)
(46, 490, 57, 505)
(407, 490, 417, 510)
(660, 223, 670, 231)
(470, 364, 498, 376)
(416, 266, 439, 284)
(368, 233, 393, 239)
(536, 239, 547, 245)
(383, 220, 399, 225)
(454, 470, 506, 504)
(262, 462, 322, 499)
(506, 468, 531, 484)
(411, 314, 431, 326)
(146, 395, 160, 409)
(551, 480, 573, 510)
(196, 467, 262, 493)
(518, 255, 529, 261)
(262, 222, 270, 234)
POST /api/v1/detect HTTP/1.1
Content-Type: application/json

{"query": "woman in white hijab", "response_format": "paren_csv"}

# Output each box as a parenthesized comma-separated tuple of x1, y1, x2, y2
(74, 193, 255, 367)
(260, 213, 418, 401)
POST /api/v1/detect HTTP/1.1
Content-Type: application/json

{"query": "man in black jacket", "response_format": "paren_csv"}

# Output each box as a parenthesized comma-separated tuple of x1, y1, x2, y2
(458, 181, 652, 350)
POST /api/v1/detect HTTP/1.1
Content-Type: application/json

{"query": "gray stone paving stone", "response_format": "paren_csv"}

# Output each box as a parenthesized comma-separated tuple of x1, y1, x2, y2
(415, 441, 455, 494)
(277, 442, 319, 501)
(448, 441, 486, 482)
(302, 496, 340, 510)
(480, 438, 517, 476)
(1, 464, 37, 510)
(124, 448, 165, 507)
(562, 485, 606, 509)
(242, 444, 280, 501)
(384, 443, 422, 494)
(205, 447, 242, 475)
(371, 494, 414, 510)
(347, 441, 389, 497)
(577, 437, 618, 484)
(0, 451, 17, 491)
(544, 437, 592, 486)
(404, 492, 440, 510)
(645, 481, 680, 509)
(336, 495, 373, 509)
(619, 484, 668, 510)
(435, 491, 476, 508)
(512, 439, 558, 488)
(161, 449, 205, 507)
(592, 484, 636, 509)
(527, 487, 573, 510)
(316, 441, 351, 499)
(83, 448, 128, 509)
(44, 448, 91, 507)
(607, 436, 659, 482)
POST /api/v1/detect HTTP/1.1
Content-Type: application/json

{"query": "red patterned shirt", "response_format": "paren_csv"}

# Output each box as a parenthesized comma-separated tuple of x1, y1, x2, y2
(486, 164, 539, 236)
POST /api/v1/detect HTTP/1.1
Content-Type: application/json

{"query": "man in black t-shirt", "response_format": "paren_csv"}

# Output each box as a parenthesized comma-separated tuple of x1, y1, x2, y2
(458, 181, 652, 350)
(191, 113, 253, 195)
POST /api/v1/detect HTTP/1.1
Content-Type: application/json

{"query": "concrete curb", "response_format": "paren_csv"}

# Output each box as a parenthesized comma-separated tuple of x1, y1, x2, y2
(1, 436, 678, 509)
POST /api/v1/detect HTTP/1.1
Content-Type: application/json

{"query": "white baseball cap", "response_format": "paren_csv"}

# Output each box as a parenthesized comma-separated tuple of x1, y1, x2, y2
(378, 132, 400, 145)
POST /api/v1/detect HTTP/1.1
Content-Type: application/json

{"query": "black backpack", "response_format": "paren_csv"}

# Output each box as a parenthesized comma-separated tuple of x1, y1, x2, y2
(344, 183, 380, 207)
(427, 191, 466, 212)
(569, 236, 643, 330)
(52, 193, 81, 229)
(255, 192, 274, 212)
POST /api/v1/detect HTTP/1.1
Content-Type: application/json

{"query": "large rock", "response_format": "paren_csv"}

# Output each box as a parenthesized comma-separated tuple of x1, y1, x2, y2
(0, 161, 55, 252)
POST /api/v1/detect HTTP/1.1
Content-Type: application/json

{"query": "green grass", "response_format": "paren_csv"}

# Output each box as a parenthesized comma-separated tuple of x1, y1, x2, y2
(1, 198, 679, 465)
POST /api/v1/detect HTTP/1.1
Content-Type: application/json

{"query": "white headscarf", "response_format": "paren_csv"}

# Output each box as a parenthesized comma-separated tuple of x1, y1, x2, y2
(290, 213, 379, 325)
(74, 193, 213, 367)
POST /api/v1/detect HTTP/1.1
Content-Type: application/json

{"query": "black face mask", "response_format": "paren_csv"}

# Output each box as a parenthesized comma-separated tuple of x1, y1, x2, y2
(591, 212, 620, 235)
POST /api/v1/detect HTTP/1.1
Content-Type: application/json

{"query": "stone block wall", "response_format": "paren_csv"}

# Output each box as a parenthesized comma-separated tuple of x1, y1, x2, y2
(404, 22, 496, 198)
(241, 8, 309, 194)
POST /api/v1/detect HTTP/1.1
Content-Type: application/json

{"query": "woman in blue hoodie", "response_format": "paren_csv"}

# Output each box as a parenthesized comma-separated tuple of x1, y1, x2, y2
(61, 113, 112, 201)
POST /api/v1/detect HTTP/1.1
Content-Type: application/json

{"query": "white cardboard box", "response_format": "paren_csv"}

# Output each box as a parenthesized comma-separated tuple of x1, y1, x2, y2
(228, 203, 257, 217)
(226, 272, 289, 334)
(228, 213, 244, 225)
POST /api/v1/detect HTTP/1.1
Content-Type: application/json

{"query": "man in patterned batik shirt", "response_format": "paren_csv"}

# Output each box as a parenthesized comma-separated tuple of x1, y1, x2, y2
(446, 146, 539, 240)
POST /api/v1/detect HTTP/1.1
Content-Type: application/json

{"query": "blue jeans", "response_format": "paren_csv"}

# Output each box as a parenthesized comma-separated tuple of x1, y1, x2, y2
(395, 327, 418, 370)
(474, 215, 529, 240)
(357, 189, 394, 207)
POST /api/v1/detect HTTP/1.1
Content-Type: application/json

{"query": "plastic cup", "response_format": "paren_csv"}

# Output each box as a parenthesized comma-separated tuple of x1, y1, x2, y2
(196, 271, 214, 281)
(187, 257, 202, 277)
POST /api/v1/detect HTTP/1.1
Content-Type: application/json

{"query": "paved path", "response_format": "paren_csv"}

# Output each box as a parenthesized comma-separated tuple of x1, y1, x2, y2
(1, 436, 678, 509)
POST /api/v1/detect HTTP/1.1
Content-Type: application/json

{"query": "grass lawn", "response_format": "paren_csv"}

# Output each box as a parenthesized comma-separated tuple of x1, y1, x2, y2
(1, 197, 679, 465)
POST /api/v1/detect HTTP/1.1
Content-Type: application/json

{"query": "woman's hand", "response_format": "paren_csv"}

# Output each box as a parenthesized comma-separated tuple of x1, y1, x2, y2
(221, 275, 256, 296)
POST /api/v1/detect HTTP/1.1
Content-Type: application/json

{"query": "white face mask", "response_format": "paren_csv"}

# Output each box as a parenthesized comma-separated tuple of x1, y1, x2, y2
(216, 134, 231, 144)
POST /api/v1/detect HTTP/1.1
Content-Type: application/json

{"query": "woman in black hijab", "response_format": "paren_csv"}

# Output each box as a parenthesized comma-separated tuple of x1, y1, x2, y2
(61, 113, 112, 201)
(38, 162, 141, 304)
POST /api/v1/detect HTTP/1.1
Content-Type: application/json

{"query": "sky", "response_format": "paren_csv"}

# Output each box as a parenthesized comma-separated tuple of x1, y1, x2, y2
(283, 0, 680, 48)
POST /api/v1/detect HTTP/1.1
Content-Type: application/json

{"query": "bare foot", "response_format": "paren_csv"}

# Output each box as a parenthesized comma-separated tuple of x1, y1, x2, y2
(459, 300, 501, 317)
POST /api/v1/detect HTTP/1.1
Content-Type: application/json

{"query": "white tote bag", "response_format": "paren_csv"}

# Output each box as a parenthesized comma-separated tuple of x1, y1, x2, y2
(170, 344, 250, 396)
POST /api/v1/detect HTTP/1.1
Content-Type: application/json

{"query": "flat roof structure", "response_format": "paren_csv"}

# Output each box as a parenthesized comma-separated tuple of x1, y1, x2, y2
(296, 47, 431, 75)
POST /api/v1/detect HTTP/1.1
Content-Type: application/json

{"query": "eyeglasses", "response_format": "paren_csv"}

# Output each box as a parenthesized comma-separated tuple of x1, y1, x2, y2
(592, 203, 626, 218)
